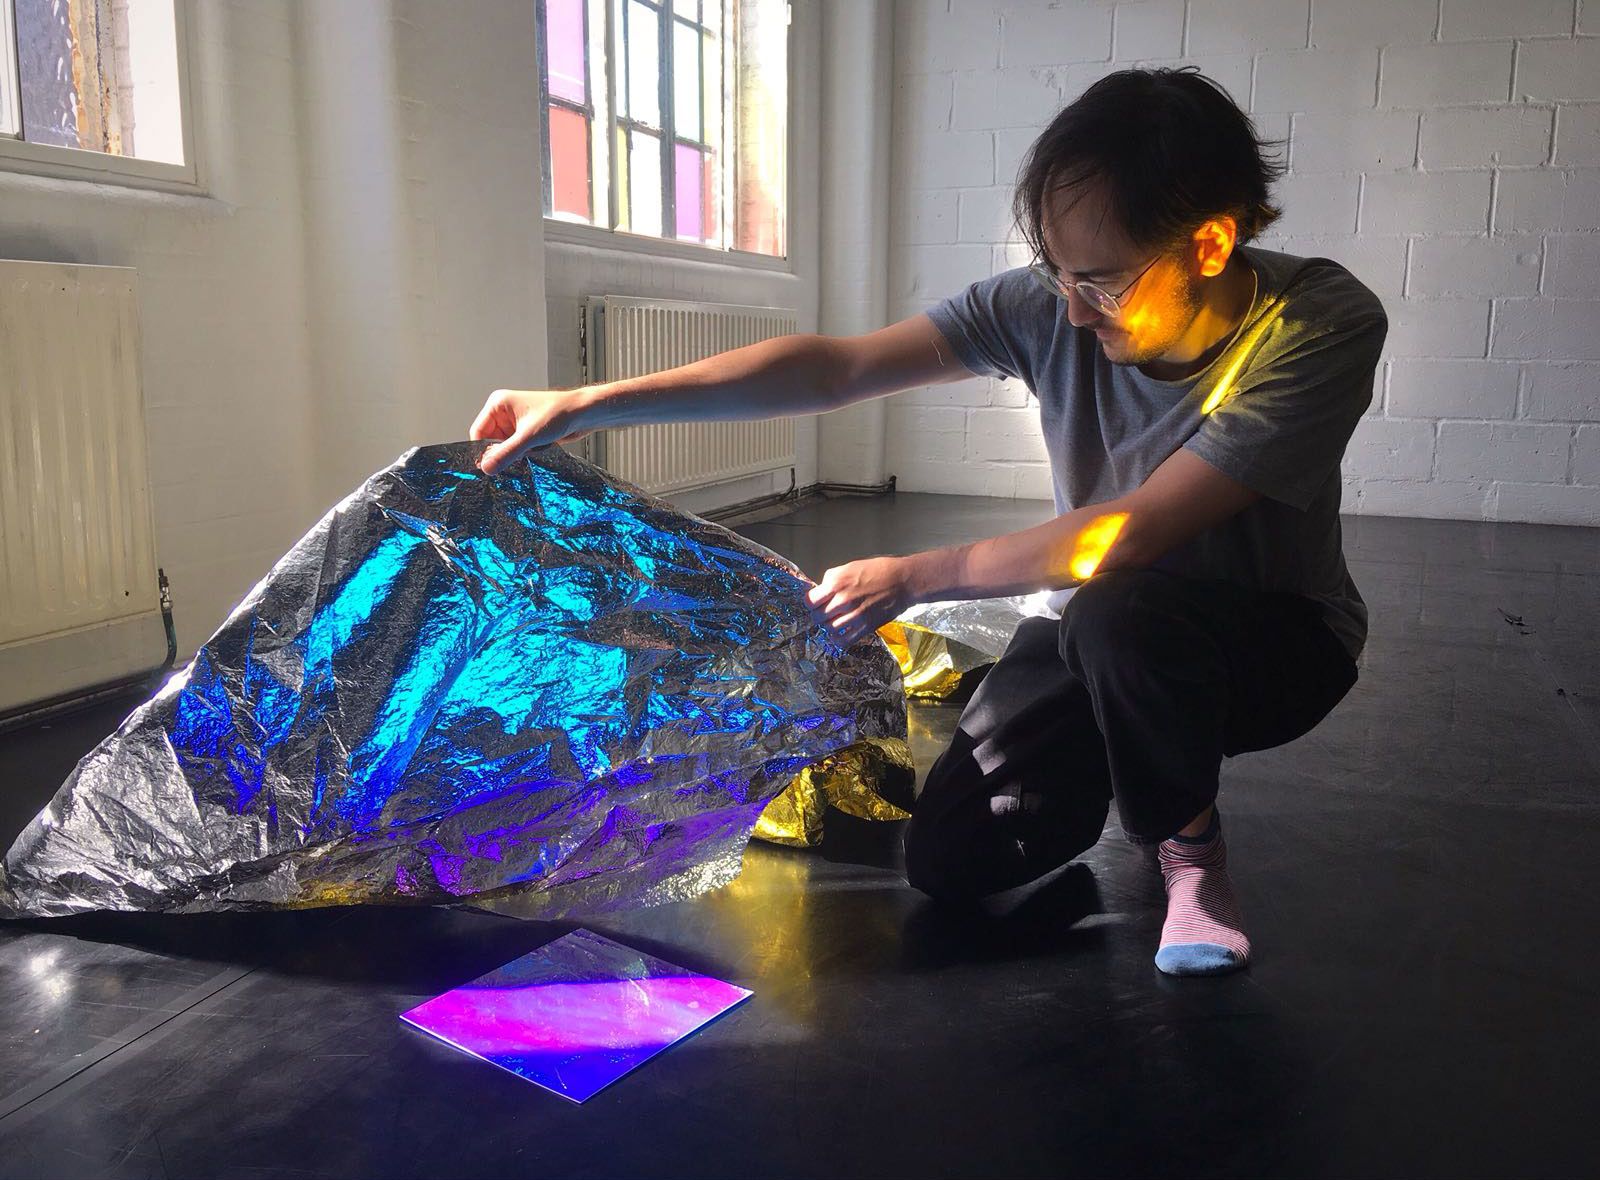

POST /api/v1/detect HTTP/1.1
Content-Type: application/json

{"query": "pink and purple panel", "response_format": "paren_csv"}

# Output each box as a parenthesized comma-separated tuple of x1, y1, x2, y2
(546, 0, 587, 104)
(675, 144, 704, 240)
(548, 106, 591, 219)
(399, 928, 752, 1103)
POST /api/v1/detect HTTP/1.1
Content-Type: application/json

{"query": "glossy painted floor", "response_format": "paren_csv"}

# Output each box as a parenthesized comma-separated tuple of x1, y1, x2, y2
(1, 495, 1596, 1179)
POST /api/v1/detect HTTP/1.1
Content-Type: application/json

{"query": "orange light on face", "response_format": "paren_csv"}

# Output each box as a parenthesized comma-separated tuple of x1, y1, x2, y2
(1110, 262, 1188, 351)
(1118, 303, 1158, 340)
(1067, 512, 1130, 581)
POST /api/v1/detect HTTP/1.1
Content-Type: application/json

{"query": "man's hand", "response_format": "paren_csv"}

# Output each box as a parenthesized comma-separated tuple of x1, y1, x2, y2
(470, 387, 598, 474)
(805, 555, 916, 647)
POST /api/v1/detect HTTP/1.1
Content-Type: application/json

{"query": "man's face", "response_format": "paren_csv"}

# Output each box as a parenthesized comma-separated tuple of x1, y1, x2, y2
(1038, 179, 1202, 366)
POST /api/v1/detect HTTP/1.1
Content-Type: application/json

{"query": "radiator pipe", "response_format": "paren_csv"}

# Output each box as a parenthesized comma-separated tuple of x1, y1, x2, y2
(703, 470, 896, 524)
(812, 475, 897, 496)
(158, 568, 177, 672)
(0, 570, 179, 735)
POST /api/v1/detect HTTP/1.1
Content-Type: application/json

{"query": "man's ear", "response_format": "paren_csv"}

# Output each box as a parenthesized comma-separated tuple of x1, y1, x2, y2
(1193, 216, 1238, 278)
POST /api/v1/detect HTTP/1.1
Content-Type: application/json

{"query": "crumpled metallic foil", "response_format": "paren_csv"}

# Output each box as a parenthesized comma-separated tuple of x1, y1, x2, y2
(751, 736, 915, 848)
(747, 595, 1049, 848)
(0, 443, 906, 920)
(877, 593, 1058, 700)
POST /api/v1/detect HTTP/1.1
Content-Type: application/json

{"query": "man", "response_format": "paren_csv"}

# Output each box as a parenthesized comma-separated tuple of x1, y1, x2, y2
(471, 69, 1385, 977)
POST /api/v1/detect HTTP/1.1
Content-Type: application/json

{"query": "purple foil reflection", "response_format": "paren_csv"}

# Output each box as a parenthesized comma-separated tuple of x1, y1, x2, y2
(400, 928, 752, 1102)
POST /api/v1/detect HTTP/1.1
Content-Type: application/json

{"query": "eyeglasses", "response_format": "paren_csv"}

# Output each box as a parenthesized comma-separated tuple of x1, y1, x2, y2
(1028, 254, 1162, 319)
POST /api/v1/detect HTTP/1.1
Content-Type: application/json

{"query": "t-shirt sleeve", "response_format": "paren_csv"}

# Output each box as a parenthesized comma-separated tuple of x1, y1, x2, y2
(926, 267, 1052, 386)
(1184, 269, 1387, 511)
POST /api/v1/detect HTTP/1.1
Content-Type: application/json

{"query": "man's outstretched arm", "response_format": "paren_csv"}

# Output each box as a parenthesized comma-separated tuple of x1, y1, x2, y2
(806, 448, 1261, 645)
(471, 314, 971, 473)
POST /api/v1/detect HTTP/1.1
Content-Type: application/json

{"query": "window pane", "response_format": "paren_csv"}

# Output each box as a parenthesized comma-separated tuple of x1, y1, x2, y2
(614, 124, 631, 230)
(625, 1, 661, 128)
(673, 19, 700, 142)
(674, 144, 703, 240)
(703, 0, 722, 36)
(548, 106, 592, 220)
(545, 0, 587, 105)
(14, 0, 184, 163)
(628, 130, 663, 237)
(702, 30, 722, 148)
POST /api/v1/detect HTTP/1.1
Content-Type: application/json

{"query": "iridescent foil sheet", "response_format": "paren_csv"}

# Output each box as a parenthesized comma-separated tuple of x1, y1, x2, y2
(0, 443, 905, 919)
(399, 927, 751, 1102)
(878, 593, 1058, 700)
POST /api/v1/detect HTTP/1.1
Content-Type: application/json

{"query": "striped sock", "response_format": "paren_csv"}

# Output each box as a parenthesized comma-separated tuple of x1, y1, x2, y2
(1154, 812, 1251, 977)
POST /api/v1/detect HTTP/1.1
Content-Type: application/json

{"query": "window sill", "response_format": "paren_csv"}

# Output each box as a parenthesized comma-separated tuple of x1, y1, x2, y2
(543, 219, 793, 275)
(0, 136, 200, 194)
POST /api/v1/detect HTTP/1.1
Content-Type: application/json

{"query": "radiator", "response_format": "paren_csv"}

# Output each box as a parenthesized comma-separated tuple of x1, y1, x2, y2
(581, 296, 798, 496)
(0, 260, 164, 714)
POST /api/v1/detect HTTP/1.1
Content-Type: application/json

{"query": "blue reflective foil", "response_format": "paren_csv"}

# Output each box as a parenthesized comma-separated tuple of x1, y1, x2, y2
(0, 443, 906, 918)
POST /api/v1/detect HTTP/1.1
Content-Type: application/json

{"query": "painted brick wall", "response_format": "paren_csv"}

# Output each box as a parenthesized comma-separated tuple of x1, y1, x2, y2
(887, 0, 1600, 525)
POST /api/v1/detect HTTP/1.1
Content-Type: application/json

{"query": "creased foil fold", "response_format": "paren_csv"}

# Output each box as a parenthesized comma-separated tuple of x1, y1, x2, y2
(750, 596, 1047, 847)
(0, 443, 905, 919)
(877, 593, 1058, 700)
(752, 736, 915, 848)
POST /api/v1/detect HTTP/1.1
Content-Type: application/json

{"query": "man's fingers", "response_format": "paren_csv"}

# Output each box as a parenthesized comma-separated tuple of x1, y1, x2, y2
(812, 591, 856, 621)
(470, 393, 508, 442)
(480, 411, 567, 473)
(838, 606, 890, 638)
(479, 424, 535, 474)
(478, 440, 513, 475)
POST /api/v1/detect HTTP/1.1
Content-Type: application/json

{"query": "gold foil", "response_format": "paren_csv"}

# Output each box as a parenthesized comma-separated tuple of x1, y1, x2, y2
(752, 599, 1051, 847)
(876, 620, 977, 700)
(753, 736, 915, 848)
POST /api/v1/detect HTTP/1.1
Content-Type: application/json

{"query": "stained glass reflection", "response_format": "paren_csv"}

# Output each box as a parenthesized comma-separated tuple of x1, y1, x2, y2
(545, 0, 587, 104)
(549, 106, 591, 220)
(675, 143, 704, 240)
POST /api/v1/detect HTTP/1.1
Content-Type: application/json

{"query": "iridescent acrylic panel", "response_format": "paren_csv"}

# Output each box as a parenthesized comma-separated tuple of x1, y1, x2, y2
(400, 928, 751, 1102)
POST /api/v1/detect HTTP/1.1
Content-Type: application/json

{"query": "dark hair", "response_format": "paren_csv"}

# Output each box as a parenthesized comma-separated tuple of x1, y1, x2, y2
(1013, 67, 1286, 260)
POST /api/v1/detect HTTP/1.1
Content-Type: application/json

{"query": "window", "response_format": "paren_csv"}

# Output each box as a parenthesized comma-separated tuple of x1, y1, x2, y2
(0, 0, 190, 182)
(538, 0, 788, 258)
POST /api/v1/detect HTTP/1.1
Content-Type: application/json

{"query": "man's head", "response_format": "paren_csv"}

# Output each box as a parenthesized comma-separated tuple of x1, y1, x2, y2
(1014, 68, 1284, 366)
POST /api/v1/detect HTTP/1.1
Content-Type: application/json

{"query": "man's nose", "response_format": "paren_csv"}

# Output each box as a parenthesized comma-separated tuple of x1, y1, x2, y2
(1063, 286, 1104, 329)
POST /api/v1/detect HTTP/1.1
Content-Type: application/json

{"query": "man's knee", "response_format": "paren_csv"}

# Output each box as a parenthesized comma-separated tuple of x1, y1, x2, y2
(1060, 568, 1171, 671)
(902, 788, 978, 902)
(903, 777, 1110, 903)
(900, 814, 943, 898)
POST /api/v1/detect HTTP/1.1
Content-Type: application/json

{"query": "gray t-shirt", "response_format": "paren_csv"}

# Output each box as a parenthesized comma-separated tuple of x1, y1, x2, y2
(927, 245, 1387, 659)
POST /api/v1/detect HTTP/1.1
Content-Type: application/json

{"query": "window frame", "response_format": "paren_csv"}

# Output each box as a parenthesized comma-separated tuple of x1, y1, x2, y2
(0, 0, 200, 192)
(537, 0, 598, 223)
(539, 0, 793, 270)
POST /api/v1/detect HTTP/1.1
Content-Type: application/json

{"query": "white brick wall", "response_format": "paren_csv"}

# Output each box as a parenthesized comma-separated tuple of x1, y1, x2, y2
(887, 0, 1600, 526)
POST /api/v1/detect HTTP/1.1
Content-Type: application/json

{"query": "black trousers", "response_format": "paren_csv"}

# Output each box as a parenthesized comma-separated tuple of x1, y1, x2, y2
(903, 568, 1359, 902)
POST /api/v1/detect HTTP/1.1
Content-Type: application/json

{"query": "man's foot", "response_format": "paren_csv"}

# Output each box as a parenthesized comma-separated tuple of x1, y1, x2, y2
(1154, 811, 1251, 976)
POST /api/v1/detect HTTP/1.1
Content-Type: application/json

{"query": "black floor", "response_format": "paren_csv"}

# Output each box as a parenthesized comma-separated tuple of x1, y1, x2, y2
(1, 495, 1597, 1179)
